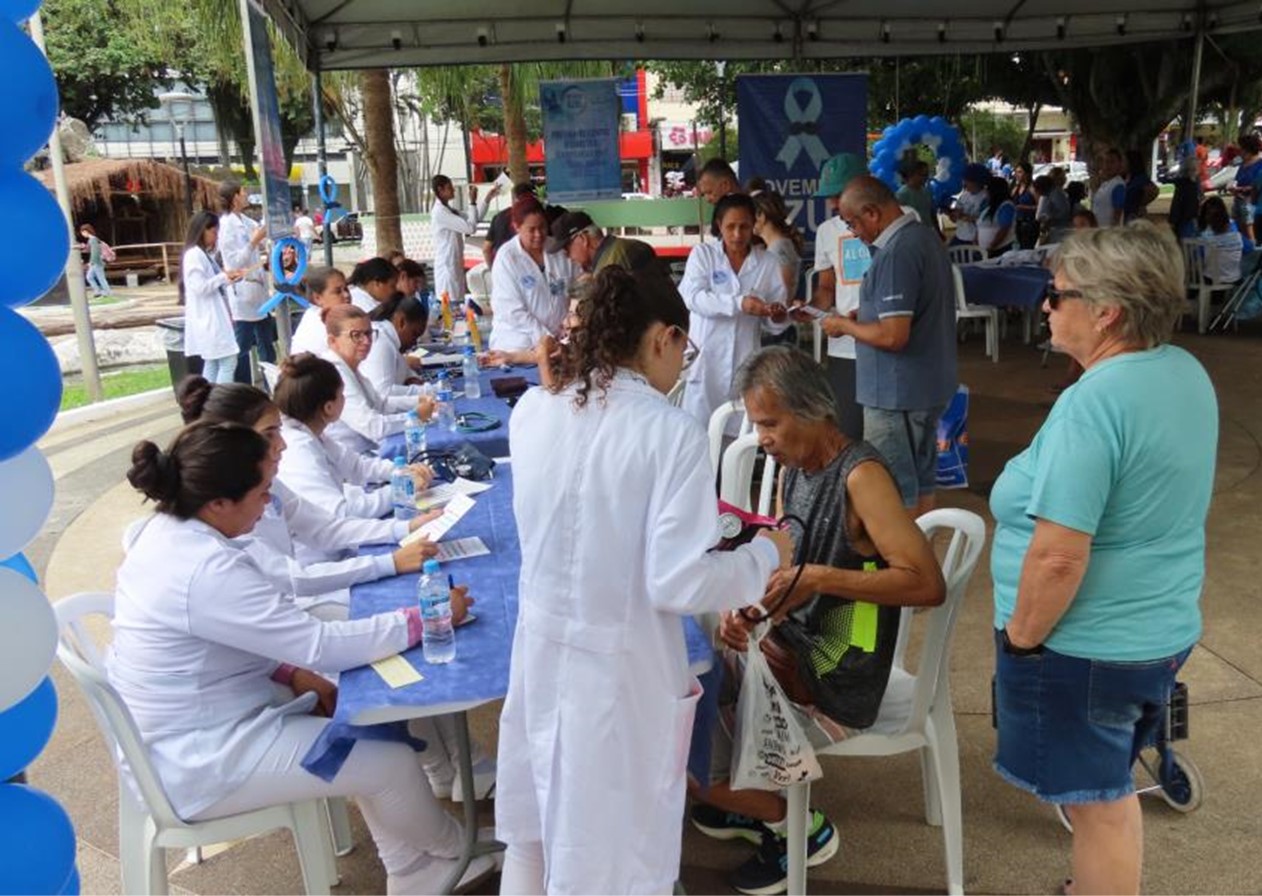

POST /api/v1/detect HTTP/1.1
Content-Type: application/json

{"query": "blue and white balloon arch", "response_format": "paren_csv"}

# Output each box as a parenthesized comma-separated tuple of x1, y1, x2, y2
(869, 115, 968, 207)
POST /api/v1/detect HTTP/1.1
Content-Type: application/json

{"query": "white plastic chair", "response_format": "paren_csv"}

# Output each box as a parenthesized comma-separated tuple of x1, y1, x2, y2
(802, 266, 825, 363)
(718, 432, 778, 516)
(707, 400, 753, 474)
(952, 264, 999, 363)
(466, 262, 492, 302)
(259, 361, 281, 393)
(782, 508, 987, 896)
(946, 245, 984, 266)
(54, 592, 345, 895)
(1181, 238, 1237, 334)
(665, 377, 686, 408)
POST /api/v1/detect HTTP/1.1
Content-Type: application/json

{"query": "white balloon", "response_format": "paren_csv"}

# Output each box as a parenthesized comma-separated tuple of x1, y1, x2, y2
(0, 567, 57, 712)
(0, 446, 53, 557)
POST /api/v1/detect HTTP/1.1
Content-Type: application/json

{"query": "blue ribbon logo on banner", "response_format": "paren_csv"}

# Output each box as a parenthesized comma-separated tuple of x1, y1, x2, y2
(775, 78, 830, 170)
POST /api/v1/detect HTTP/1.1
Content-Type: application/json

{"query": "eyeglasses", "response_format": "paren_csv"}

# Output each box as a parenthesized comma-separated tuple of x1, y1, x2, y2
(1046, 286, 1086, 310)
(670, 326, 700, 370)
(344, 328, 374, 343)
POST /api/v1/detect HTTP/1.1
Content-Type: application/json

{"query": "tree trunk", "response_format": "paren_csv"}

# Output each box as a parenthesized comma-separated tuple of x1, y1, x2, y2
(361, 68, 403, 254)
(1019, 102, 1041, 164)
(500, 63, 529, 184)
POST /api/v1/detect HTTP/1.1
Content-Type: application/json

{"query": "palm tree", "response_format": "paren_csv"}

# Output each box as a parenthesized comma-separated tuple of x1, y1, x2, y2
(359, 68, 402, 253)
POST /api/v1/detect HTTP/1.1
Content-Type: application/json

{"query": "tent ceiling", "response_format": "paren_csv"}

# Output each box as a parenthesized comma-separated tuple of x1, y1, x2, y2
(255, 0, 1262, 71)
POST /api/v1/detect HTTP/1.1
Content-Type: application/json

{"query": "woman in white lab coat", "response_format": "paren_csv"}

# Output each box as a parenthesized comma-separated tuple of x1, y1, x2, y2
(430, 174, 497, 303)
(291, 267, 350, 357)
(181, 210, 246, 384)
(678, 193, 789, 428)
(273, 352, 432, 521)
(497, 268, 793, 895)
(347, 257, 399, 313)
(217, 180, 275, 383)
(175, 375, 435, 610)
(320, 305, 433, 455)
(363, 294, 429, 400)
(112, 422, 493, 894)
(487, 197, 580, 363)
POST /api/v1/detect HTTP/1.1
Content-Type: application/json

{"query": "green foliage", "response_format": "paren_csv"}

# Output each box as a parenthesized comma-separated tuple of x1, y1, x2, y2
(60, 364, 171, 411)
(957, 109, 1028, 160)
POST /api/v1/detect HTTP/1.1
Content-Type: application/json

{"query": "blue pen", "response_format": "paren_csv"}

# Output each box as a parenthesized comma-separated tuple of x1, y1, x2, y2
(448, 574, 455, 591)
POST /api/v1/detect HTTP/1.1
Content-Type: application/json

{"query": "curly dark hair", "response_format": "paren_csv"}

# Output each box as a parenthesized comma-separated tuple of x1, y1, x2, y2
(552, 267, 689, 408)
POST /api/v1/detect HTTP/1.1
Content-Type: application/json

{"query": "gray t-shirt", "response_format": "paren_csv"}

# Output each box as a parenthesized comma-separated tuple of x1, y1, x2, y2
(855, 217, 957, 411)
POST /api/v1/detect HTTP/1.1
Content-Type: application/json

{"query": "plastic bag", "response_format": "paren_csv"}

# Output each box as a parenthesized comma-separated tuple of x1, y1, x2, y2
(935, 385, 969, 489)
(729, 624, 823, 791)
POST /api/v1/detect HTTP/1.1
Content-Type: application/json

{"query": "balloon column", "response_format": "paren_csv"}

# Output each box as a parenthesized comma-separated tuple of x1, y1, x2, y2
(0, 1, 80, 893)
(868, 115, 968, 208)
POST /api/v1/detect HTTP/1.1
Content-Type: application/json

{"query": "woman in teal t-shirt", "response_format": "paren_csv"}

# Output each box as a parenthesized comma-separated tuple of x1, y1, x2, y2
(989, 223, 1218, 896)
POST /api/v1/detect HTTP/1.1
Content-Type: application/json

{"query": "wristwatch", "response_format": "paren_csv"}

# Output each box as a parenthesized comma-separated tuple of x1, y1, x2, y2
(1001, 628, 1044, 656)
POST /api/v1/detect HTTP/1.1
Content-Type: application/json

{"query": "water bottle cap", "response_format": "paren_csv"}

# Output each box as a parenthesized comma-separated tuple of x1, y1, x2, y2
(407, 410, 418, 420)
(462, 344, 475, 356)
(422, 559, 441, 574)
(393, 456, 406, 466)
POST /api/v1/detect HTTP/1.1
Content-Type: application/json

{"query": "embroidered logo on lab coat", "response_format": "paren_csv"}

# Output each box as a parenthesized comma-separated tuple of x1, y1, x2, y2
(712, 270, 729, 285)
(521, 274, 538, 290)
(549, 279, 566, 297)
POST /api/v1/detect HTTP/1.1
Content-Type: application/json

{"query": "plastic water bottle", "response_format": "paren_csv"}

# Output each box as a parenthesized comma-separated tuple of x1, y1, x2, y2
(435, 377, 457, 432)
(391, 457, 417, 521)
(462, 345, 482, 399)
(404, 410, 426, 461)
(418, 559, 455, 664)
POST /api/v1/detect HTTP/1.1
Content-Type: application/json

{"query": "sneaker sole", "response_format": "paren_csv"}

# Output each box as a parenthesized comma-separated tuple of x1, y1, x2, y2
(731, 830, 841, 896)
(690, 818, 764, 845)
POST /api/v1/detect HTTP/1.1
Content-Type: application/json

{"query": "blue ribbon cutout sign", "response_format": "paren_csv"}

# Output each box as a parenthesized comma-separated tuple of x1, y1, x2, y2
(775, 78, 831, 171)
(257, 237, 310, 315)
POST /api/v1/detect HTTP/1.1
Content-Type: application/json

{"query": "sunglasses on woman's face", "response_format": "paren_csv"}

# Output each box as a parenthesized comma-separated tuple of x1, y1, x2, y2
(1046, 286, 1086, 310)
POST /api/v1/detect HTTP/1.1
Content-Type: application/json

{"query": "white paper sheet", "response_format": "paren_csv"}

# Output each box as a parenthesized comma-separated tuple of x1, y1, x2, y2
(434, 537, 491, 562)
(416, 477, 493, 512)
(402, 493, 476, 545)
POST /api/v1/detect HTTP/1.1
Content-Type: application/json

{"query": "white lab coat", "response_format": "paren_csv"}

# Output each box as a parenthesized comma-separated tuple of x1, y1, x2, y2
(108, 511, 411, 819)
(218, 211, 268, 321)
(362, 322, 421, 399)
(321, 350, 413, 455)
(242, 478, 406, 602)
(277, 418, 396, 522)
(181, 245, 239, 360)
(488, 236, 579, 352)
(678, 242, 788, 427)
(291, 305, 329, 357)
(431, 195, 489, 302)
(349, 286, 378, 314)
(497, 371, 780, 895)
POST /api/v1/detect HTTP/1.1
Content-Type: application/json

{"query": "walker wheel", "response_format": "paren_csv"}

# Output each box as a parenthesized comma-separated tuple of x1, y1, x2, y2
(1159, 750, 1204, 813)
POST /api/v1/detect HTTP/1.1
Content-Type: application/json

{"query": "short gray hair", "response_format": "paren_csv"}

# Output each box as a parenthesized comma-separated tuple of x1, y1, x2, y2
(735, 346, 837, 425)
(1053, 221, 1185, 349)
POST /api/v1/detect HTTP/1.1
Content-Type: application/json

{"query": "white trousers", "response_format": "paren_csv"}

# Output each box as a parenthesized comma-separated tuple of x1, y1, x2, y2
(191, 714, 463, 881)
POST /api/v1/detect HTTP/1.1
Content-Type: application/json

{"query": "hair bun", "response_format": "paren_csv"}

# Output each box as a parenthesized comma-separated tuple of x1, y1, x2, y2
(175, 375, 213, 424)
(127, 440, 179, 503)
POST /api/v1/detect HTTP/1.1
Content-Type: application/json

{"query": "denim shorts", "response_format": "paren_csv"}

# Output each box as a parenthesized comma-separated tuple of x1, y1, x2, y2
(992, 629, 1191, 804)
(863, 406, 944, 507)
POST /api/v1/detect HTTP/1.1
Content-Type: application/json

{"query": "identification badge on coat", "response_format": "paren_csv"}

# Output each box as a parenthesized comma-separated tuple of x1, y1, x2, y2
(520, 274, 537, 290)
(549, 279, 567, 297)
(712, 270, 729, 285)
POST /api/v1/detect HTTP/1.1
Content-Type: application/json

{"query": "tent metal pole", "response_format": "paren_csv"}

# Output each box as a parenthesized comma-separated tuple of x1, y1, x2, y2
(314, 67, 334, 267)
(30, 9, 103, 404)
(1185, 23, 1205, 144)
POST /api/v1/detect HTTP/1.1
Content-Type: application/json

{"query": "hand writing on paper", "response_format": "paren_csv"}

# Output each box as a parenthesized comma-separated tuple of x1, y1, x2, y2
(450, 584, 475, 625)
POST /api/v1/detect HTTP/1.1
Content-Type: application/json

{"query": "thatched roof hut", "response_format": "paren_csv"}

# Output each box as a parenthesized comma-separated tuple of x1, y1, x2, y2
(35, 158, 221, 245)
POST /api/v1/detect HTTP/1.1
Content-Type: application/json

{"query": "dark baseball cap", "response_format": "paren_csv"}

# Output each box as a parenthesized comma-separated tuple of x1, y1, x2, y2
(546, 211, 594, 254)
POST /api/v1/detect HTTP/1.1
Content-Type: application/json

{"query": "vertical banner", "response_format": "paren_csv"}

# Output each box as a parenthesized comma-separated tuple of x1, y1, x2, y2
(736, 73, 867, 248)
(540, 78, 622, 203)
(240, 0, 292, 237)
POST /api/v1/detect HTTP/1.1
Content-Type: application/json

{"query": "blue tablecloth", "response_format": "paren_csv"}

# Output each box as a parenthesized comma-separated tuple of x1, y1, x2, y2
(377, 365, 541, 461)
(959, 264, 1051, 309)
(334, 466, 716, 729)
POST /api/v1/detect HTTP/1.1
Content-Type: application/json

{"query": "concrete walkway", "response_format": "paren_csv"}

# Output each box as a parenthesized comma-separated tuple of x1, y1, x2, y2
(25, 326, 1262, 895)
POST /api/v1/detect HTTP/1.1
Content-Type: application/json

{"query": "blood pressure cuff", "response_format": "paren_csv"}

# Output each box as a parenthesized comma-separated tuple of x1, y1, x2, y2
(490, 376, 529, 400)
(416, 441, 496, 482)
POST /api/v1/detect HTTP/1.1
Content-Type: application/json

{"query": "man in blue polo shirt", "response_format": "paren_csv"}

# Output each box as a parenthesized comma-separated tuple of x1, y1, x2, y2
(828, 175, 957, 516)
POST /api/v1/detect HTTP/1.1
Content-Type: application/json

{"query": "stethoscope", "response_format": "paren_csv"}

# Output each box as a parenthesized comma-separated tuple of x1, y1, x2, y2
(455, 412, 500, 434)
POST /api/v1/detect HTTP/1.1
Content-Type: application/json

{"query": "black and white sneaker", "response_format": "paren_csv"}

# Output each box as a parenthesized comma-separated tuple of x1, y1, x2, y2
(689, 803, 766, 845)
(730, 810, 839, 896)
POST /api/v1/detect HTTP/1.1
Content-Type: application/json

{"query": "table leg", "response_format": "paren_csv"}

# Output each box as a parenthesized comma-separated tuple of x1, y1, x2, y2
(436, 711, 504, 894)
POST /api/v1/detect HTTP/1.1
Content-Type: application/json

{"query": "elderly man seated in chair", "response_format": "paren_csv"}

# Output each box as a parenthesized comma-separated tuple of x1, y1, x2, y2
(688, 346, 945, 896)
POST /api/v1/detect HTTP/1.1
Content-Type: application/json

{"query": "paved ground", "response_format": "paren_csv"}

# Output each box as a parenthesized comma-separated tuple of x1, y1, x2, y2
(25, 321, 1262, 895)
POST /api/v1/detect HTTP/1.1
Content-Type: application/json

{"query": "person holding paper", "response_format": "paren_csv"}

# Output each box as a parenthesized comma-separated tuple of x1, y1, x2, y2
(677, 192, 789, 429)
(321, 305, 435, 455)
(112, 421, 496, 894)
(497, 267, 793, 895)
(431, 174, 499, 304)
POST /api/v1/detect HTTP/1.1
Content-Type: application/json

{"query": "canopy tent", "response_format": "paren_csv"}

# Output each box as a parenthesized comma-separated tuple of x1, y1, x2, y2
(257, 0, 1262, 71)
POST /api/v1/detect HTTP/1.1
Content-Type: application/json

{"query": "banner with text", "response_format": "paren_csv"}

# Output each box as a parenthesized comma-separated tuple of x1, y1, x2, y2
(540, 78, 623, 203)
(736, 73, 867, 249)
(242, 0, 292, 237)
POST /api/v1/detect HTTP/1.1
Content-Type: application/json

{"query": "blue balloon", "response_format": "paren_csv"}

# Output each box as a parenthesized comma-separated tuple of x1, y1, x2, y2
(0, 308, 61, 461)
(0, 170, 71, 307)
(0, 552, 37, 582)
(0, 21, 59, 167)
(0, 0, 42, 23)
(0, 785, 76, 894)
(57, 865, 79, 895)
(0, 677, 56, 779)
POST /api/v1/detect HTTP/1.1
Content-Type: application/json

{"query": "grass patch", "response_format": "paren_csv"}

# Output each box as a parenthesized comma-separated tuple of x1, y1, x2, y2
(61, 364, 171, 411)
(88, 293, 129, 306)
